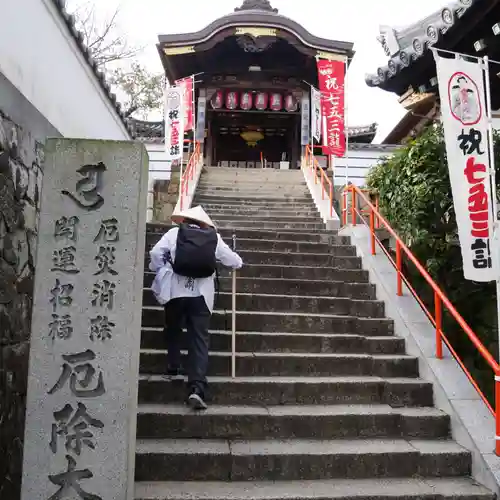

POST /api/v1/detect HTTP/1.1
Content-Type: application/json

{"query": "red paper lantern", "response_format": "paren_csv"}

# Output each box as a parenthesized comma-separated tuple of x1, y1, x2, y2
(284, 94, 298, 112)
(270, 93, 283, 111)
(226, 91, 239, 110)
(255, 92, 268, 110)
(210, 90, 223, 109)
(240, 91, 253, 110)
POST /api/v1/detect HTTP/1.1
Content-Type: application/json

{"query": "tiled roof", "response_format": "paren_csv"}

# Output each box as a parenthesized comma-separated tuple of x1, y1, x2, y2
(52, 0, 133, 136)
(365, 0, 479, 89)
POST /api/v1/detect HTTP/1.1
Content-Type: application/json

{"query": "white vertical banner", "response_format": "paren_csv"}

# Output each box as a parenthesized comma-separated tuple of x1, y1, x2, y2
(434, 53, 495, 281)
(311, 86, 322, 143)
(300, 94, 310, 146)
(165, 86, 185, 162)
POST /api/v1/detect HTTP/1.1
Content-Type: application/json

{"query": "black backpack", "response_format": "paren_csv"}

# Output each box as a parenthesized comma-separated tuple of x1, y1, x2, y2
(171, 224, 218, 278)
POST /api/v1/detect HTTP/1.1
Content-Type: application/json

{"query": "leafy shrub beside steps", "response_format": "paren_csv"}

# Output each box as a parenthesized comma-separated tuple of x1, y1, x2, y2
(367, 125, 500, 403)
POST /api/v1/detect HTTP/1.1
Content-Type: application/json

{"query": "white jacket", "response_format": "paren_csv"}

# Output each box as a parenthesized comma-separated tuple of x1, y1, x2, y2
(149, 226, 243, 312)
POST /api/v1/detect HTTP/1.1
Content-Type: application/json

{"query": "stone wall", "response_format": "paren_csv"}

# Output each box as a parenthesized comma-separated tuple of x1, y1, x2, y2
(153, 165, 181, 222)
(0, 110, 43, 500)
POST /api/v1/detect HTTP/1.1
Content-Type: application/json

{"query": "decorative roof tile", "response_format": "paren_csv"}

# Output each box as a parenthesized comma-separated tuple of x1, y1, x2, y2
(234, 0, 278, 13)
(51, 0, 132, 136)
(365, 0, 479, 89)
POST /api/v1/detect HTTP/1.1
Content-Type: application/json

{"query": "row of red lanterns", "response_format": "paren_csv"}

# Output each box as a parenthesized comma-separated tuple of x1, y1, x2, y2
(210, 90, 298, 112)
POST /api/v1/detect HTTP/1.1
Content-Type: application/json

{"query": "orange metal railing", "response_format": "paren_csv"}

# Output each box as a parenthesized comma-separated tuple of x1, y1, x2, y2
(342, 184, 500, 455)
(303, 145, 333, 218)
(179, 141, 201, 211)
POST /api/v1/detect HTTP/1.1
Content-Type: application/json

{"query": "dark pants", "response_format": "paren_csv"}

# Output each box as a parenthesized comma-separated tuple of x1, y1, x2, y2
(164, 296, 211, 394)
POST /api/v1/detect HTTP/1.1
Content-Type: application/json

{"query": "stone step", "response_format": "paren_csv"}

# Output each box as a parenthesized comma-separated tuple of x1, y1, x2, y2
(145, 229, 340, 246)
(207, 208, 320, 218)
(194, 198, 317, 209)
(142, 275, 376, 299)
(234, 264, 369, 282)
(138, 375, 434, 407)
(145, 239, 354, 256)
(195, 195, 313, 205)
(139, 351, 419, 378)
(134, 478, 494, 500)
(136, 404, 450, 440)
(143, 264, 369, 283)
(142, 290, 385, 318)
(215, 221, 326, 230)
(140, 329, 405, 355)
(212, 214, 322, 223)
(146, 226, 351, 247)
(238, 249, 361, 268)
(197, 185, 309, 193)
(144, 250, 361, 270)
(141, 308, 394, 336)
(134, 438, 470, 481)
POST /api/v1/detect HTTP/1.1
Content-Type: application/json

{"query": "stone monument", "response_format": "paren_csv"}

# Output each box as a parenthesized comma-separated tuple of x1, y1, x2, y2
(21, 139, 148, 500)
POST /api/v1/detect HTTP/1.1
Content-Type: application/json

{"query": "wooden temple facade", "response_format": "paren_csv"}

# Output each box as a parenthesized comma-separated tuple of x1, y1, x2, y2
(366, 0, 500, 143)
(133, 0, 378, 169)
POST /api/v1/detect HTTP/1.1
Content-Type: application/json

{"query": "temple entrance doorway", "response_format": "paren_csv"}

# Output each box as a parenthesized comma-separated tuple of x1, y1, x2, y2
(208, 108, 300, 168)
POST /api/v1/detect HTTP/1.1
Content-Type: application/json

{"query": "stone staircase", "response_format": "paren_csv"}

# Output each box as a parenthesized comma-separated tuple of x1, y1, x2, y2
(135, 167, 494, 499)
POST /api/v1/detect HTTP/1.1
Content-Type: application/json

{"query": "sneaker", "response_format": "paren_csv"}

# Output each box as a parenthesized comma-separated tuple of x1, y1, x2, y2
(165, 368, 184, 382)
(187, 388, 208, 410)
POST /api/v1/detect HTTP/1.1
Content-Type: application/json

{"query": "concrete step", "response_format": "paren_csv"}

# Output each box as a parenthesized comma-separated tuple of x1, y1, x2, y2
(146, 226, 337, 240)
(140, 329, 405, 355)
(141, 308, 394, 336)
(144, 250, 361, 270)
(194, 198, 317, 209)
(215, 221, 326, 230)
(145, 239, 354, 257)
(139, 350, 418, 378)
(145, 230, 343, 253)
(212, 214, 322, 224)
(134, 478, 494, 500)
(206, 208, 320, 218)
(142, 291, 385, 318)
(134, 438, 470, 481)
(143, 265, 369, 285)
(230, 264, 369, 282)
(195, 195, 313, 205)
(138, 375, 434, 407)
(143, 275, 376, 299)
(197, 185, 309, 194)
(136, 404, 450, 440)
(237, 250, 361, 269)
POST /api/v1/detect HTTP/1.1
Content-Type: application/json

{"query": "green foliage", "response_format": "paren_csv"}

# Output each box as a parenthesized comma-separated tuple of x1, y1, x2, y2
(367, 125, 500, 400)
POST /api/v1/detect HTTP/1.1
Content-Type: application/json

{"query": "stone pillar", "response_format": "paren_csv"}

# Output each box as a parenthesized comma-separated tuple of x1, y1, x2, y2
(153, 164, 181, 223)
(21, 139, 148, 500)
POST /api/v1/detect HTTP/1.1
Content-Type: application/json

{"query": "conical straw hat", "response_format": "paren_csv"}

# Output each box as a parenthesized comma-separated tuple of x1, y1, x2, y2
(171, 205, 216, 228)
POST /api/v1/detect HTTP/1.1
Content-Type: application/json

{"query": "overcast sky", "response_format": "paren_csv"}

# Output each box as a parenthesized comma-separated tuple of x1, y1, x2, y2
(72, 0, 444, 142)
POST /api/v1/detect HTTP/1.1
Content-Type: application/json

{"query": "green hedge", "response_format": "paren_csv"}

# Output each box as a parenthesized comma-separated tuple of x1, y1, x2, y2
(367, 125, 500, 402)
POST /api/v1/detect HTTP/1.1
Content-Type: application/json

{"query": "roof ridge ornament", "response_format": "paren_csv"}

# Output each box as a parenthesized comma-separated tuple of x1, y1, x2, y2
(234, 0, 278, 13)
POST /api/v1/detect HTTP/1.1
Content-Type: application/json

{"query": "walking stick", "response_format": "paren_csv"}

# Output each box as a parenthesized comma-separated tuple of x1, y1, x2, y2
(231, 233, 237, 378)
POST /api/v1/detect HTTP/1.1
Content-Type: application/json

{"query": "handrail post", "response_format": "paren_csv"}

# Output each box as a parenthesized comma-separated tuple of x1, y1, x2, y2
(375, 197, 380, 229)
(435, 291, 443, 359)
(314, 161, 318, 184)
(351, 186, 356, 226)
(369, 207, 376, 255)
(342, 190, 346, 225)
(329, 184, 333, 218)
(396, 241, 403, 296)
(495, 373, 500, 455)
(321, 174, 325, 200)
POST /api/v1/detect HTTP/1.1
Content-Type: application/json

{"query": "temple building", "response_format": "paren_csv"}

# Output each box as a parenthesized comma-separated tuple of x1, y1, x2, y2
(365, 0, 500, 143)
(133, 0, 397, 190)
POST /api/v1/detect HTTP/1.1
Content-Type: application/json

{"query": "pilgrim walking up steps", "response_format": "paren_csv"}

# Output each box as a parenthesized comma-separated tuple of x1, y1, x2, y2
(136, 167, 493, 499)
